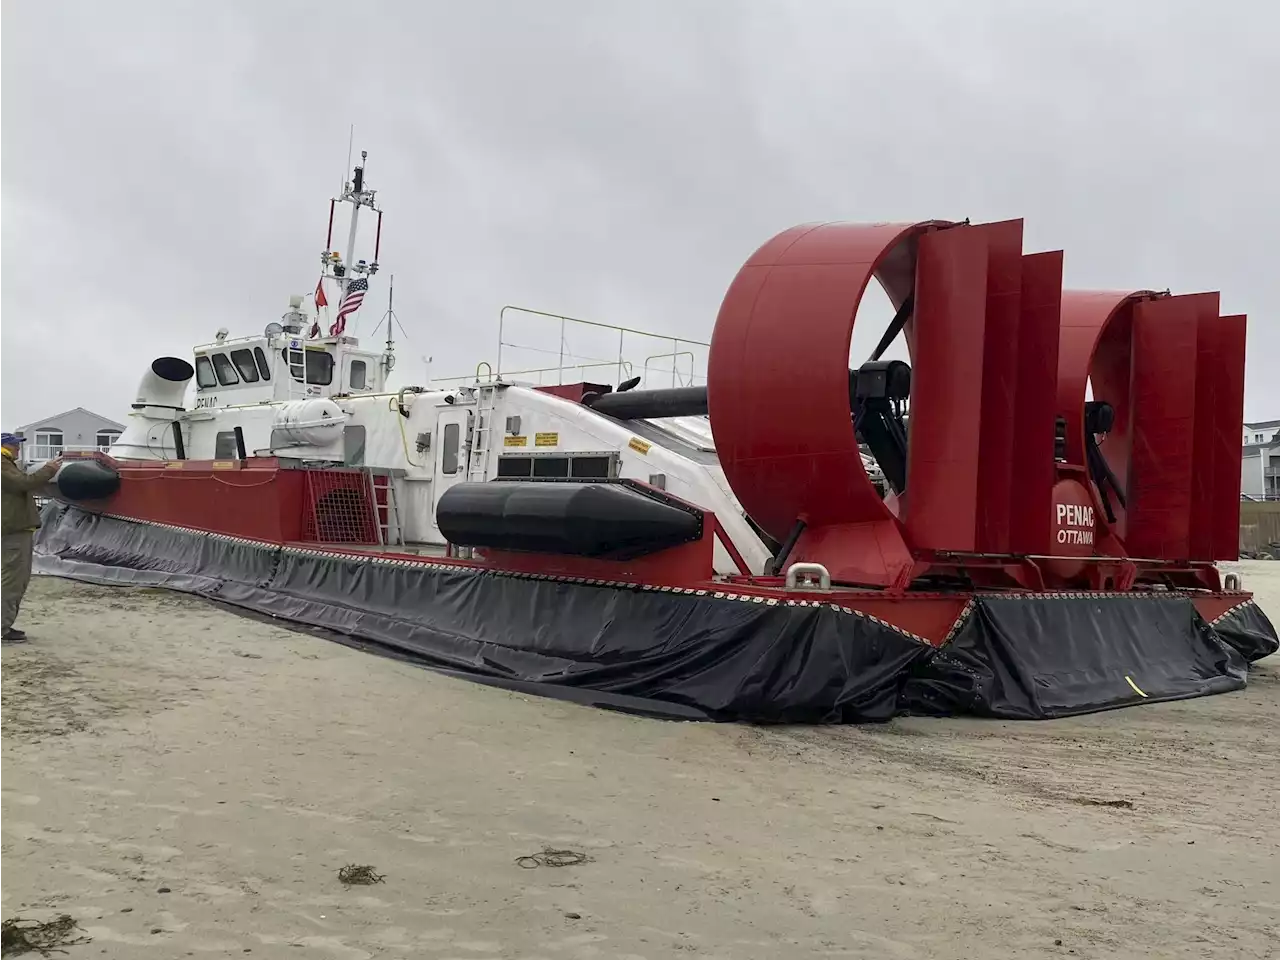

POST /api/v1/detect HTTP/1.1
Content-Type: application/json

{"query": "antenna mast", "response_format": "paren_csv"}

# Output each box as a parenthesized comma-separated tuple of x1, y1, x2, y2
(316, 144, 382, 338)
(378, 274, 408, 378)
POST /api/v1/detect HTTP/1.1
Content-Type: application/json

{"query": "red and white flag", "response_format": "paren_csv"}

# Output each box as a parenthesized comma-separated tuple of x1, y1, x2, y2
(308, 277, 329, 338)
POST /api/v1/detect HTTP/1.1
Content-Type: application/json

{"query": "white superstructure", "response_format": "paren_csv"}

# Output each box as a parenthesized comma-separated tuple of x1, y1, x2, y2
(108, 152, 782, 575)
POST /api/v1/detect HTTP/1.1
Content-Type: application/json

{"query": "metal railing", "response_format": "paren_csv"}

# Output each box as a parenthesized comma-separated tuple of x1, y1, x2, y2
(495, 305, 709, 390)
(430, 359, 638, 391)
(22, 443, 116, 464)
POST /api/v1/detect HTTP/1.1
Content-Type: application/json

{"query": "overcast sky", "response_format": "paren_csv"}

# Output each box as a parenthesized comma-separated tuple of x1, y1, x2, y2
(3, 0, 1277, 432)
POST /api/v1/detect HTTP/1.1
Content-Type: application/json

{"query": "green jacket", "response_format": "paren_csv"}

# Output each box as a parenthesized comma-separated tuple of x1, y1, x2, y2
(1, 455, 57, 534)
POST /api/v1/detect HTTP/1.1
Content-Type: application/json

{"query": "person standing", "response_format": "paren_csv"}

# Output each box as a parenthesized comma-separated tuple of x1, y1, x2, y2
(1, 433, 60, 643)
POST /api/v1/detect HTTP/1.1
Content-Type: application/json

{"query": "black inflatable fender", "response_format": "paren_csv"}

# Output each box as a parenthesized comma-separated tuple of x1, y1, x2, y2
(51, 460, 122, 503)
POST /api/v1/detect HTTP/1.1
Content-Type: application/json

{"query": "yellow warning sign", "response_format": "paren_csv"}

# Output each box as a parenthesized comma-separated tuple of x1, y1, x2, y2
(504, 435, 528, 447)
(535, 432, 559, 447)
(628, 437, 651, 455)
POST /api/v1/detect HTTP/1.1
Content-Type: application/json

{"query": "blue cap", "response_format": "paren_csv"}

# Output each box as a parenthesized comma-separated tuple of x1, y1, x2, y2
(1, 433, 24, 447)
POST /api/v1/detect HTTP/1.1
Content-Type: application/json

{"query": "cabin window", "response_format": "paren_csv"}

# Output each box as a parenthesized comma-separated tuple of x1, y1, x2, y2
(281, 347, 334, 385)
(214, 431, 239, 459)
(533, 457, 570, 478)
(350, 360, 367, 390)
(570, 455, 611, 479)
(496, 453, 615, 480)
(442, 423, 460, 475)
(497, 456, 533, 478)
(211, 352, 240, 386)
(196, 355, 217, 388)
(230, 348, 260, 383)
(253, 346, 271, 380)
(344, 425, 366, 466)
(95, 430, 121, 452)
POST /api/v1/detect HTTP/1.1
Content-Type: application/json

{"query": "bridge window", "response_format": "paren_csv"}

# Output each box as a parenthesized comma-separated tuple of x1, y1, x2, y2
(195, 355, 217, 388)
(350, 360, 367, 390)
(254, 346, 271, 380)
(211, 352, 240, 386)
(281, 347, 334, 385)
(230, 348, 260, 383)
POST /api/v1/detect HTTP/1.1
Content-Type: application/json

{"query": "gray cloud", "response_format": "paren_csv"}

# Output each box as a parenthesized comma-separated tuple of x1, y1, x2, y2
(3, 0, 1276, 430)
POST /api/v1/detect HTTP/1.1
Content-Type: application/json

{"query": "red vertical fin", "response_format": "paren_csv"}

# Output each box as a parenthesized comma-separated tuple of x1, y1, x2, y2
(1009, 251, 1064, 554)
(1126, 295, 1206, 560)
(905, 225, 990, 551)
(1187, 295, 1224, 560)
(972, 220, 1024, 554)
(1209, 314, 1247, 559)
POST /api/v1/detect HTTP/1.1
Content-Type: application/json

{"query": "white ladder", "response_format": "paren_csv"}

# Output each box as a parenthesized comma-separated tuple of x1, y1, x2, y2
(367, 470, 404, 546)
(466, 386, 497, 482)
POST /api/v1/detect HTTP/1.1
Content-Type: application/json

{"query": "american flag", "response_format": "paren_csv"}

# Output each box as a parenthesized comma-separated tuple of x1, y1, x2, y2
(329, 277, 368, 336)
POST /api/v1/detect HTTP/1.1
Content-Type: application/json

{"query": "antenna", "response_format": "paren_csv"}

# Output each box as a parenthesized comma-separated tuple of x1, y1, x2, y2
(315, 135, 381, 340)
(342, 124, 354, 193)
(378, 274, 409, 377)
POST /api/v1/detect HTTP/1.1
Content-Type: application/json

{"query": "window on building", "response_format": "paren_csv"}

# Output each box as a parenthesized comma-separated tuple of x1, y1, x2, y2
(195, 355, 217, 388)
(230, 349, 260, 383)
(32, 429, 63, 462)
(211, 352, 240, 386)
(96, 430, 121, 452)
(350, 360, 367, 390)
(281, 348, 334, 385)
(254, 346, 271, 380)
(442, 422, 460, 475)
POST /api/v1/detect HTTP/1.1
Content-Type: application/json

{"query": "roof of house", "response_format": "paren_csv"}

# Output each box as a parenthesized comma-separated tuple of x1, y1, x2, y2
(14, 406, 126, 434)
(1243, 434, 1280, 455)
(1245, 419, 1280, 430)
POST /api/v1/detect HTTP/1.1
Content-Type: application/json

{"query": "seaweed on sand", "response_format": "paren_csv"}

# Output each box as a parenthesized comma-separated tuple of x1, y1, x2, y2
(1, 915, 91, 957)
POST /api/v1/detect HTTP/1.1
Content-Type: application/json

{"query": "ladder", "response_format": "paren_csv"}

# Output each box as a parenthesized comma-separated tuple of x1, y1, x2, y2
(466, 385, 497, 482)
(366, 470, 404, 546)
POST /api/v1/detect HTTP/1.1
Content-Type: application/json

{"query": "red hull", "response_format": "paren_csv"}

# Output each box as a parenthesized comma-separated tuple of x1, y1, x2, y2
(70, 456, 1254, 652)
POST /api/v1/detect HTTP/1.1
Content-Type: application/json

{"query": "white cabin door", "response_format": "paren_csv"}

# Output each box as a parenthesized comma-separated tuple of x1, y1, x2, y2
(432, 409, 471, 519)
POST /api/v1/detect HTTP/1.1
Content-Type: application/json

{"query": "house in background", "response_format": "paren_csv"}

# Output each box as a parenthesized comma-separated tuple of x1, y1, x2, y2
(1241, 419, 1280, 501)
(8, 407, 127, 467)
(1242, 419, 1280, 446)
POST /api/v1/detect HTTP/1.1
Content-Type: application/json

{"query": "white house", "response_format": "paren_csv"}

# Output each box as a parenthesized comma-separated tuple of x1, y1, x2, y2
(1242, 419, 1280, 446)
(8, 407, 127, 467)
(1241, 419, 1280, 501)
